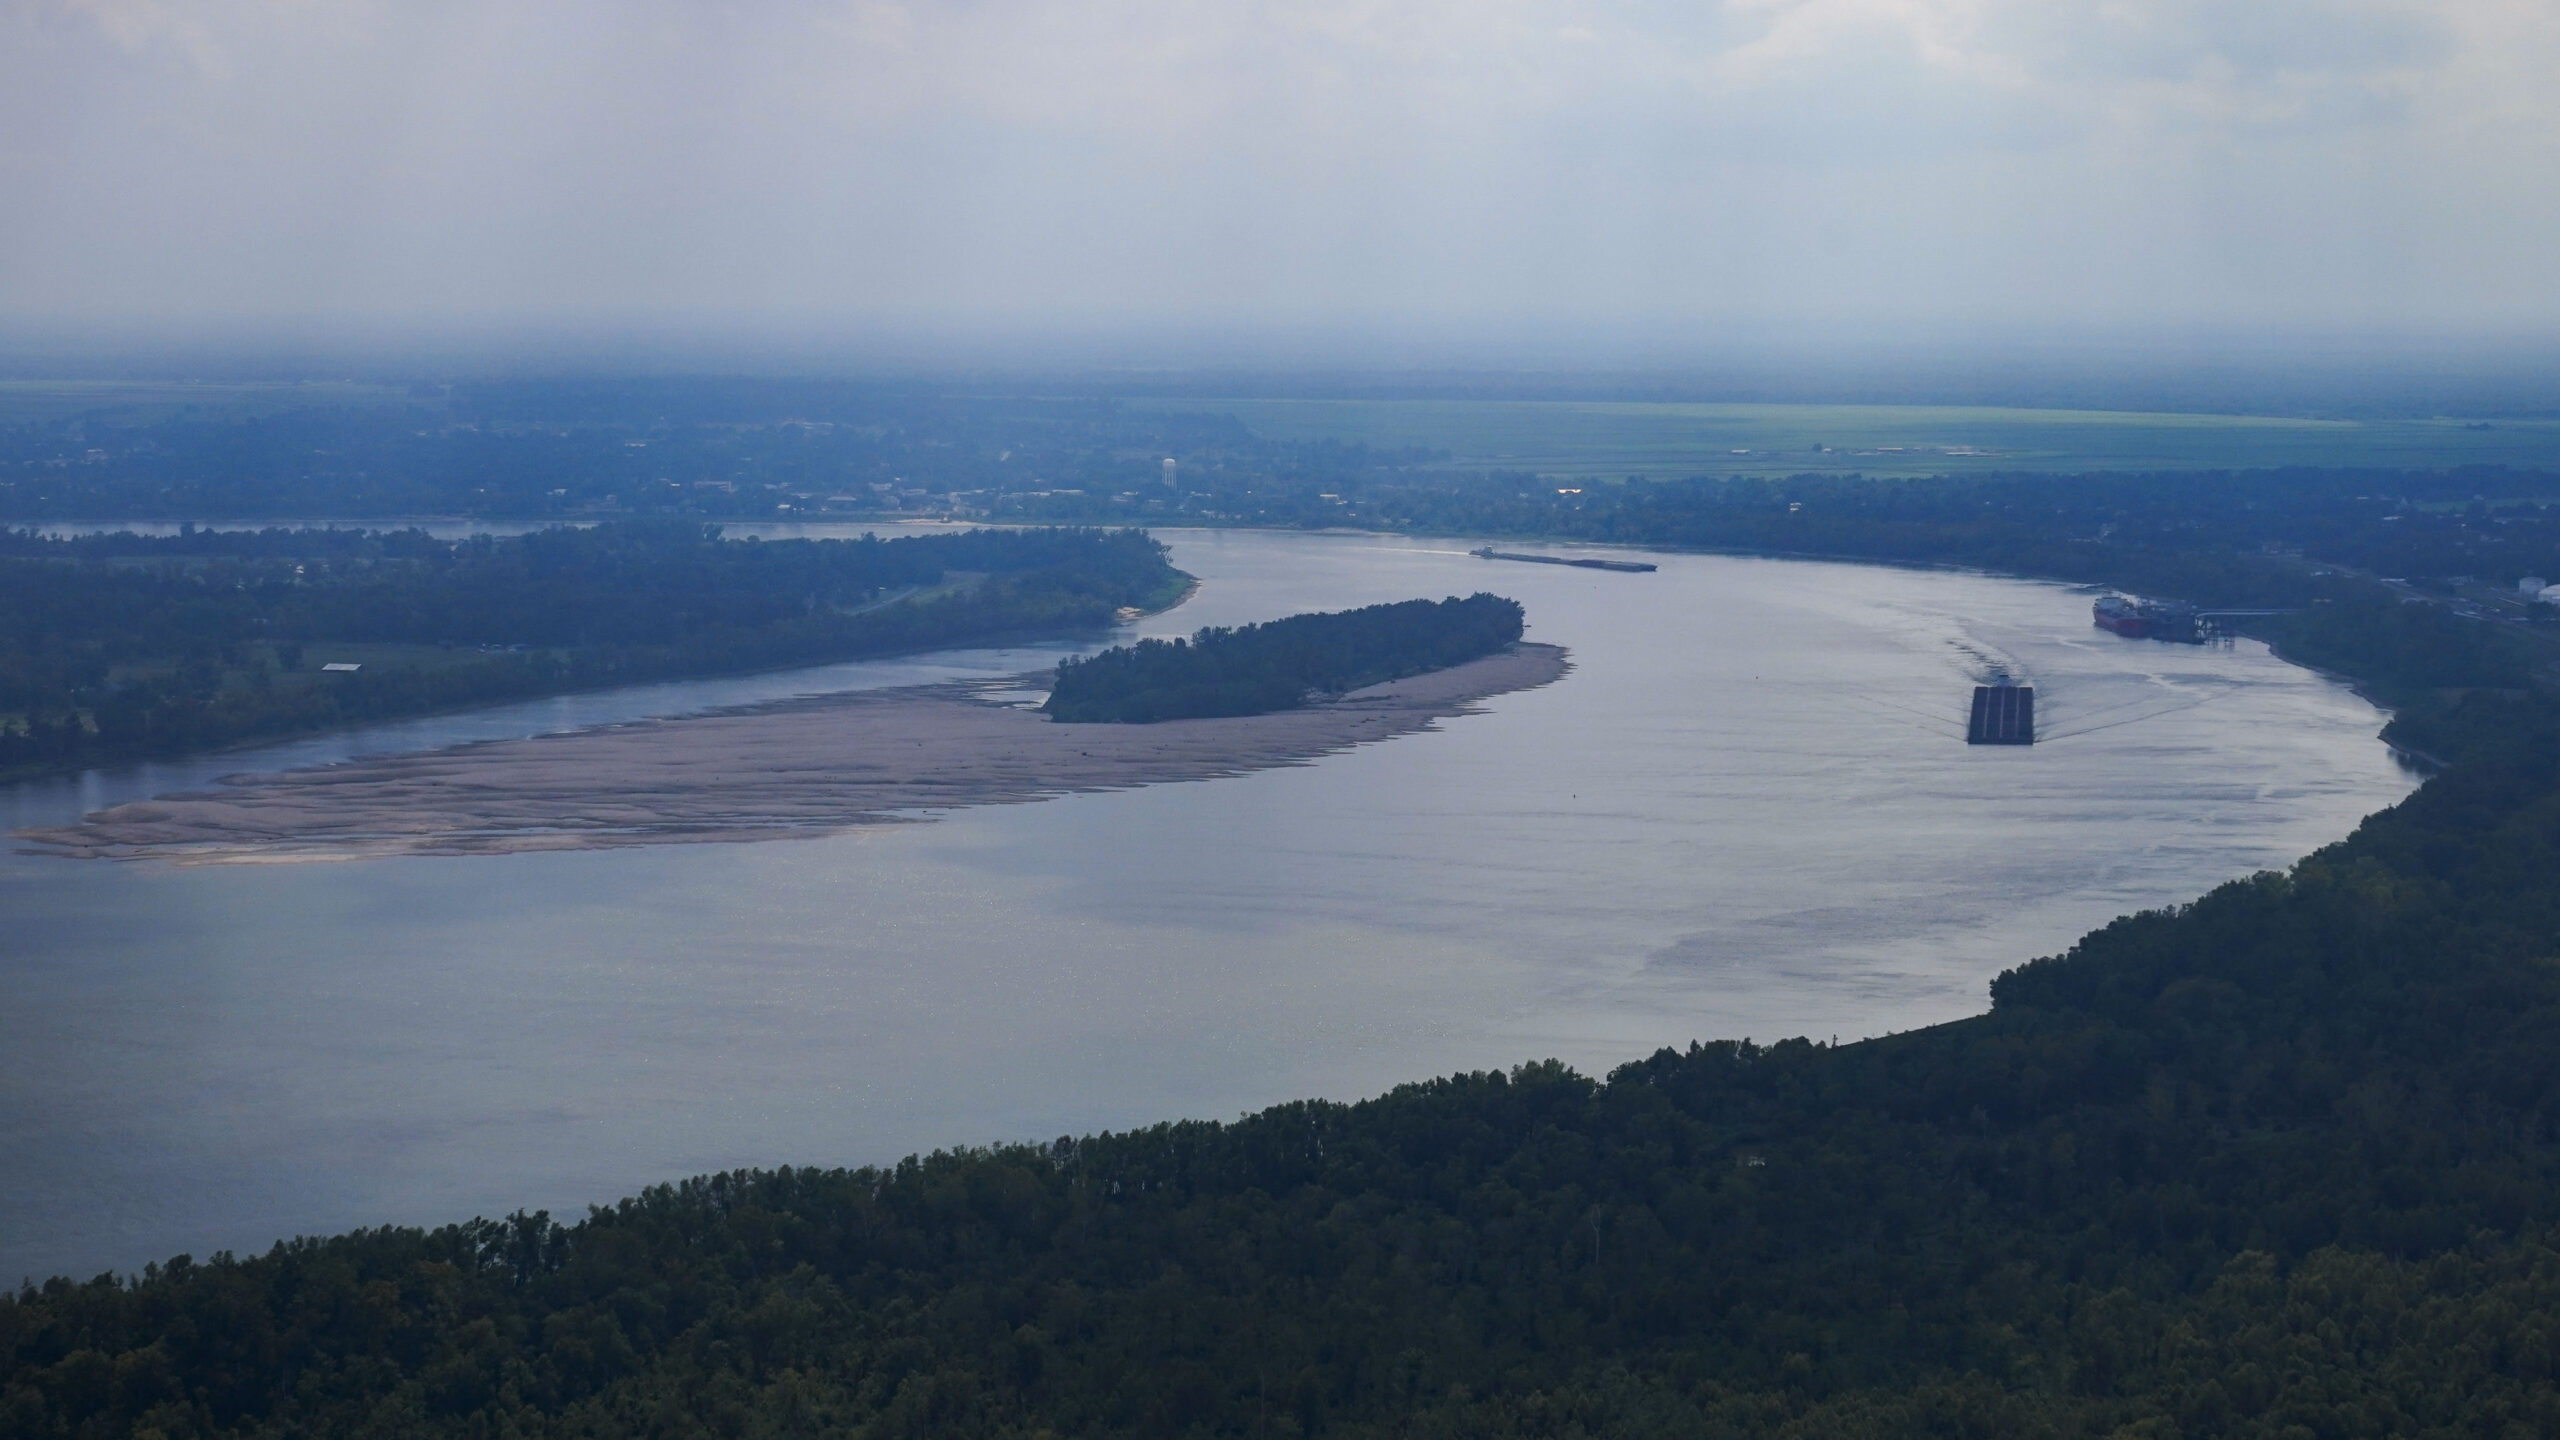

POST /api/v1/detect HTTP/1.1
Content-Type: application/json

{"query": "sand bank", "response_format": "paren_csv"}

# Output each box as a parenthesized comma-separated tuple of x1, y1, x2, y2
(21, 644, 1569, 863)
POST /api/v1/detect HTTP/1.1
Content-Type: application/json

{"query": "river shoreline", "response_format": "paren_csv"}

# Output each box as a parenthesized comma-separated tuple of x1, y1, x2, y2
(18, 644, 1570, 864)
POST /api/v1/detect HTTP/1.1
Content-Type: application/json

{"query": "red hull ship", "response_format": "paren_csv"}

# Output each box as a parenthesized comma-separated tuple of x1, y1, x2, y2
(2093, 594, 2203, 642)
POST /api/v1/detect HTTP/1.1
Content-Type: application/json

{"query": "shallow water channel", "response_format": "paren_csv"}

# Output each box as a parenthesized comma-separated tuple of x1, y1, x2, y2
(0, 528, 2416, 1279)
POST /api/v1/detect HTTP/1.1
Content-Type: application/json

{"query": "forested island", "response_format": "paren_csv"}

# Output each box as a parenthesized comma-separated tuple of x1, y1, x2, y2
(0, 524, 1185, 778)
(1044, 594, 1525, 723)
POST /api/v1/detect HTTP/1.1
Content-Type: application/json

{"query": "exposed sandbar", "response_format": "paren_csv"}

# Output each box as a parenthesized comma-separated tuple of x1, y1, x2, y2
(21, 644, 1569, 863)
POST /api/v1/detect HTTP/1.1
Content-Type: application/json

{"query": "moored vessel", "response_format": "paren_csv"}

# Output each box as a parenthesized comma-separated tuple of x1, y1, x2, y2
(2093, 594, 2147, 636)
(2093, 594, 2203, 643)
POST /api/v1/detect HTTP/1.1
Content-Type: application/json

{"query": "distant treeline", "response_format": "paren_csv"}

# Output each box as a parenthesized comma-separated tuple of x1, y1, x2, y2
(1044, 594, 1523, 723)
(1258, 465, 2560, 598)
(1222, 465, 2559, 709)
(0, 385, 1434, 522)
(8, 687, 2560, 1437)
(14, 384, 2560, 600)
(0, 524, 1184, 777)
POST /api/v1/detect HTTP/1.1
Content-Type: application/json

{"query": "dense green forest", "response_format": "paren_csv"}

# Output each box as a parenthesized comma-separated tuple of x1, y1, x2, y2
(0, 524, 1183, 776)
(1044, 595, 1525, 723)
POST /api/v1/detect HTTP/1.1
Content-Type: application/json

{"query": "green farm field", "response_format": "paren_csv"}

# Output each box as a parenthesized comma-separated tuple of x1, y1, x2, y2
(1149, 397, 2560, 479)
(0, 380, 419, 426)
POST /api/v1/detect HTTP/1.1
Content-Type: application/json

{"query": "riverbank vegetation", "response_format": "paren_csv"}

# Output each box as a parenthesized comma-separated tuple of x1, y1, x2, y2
(1044, 594, 1524, 723)
(0, 524, 1184, 778)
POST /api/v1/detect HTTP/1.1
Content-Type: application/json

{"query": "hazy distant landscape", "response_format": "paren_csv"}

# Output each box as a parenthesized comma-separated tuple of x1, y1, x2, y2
(14, 0, 2560, 1433)
(1149, 396, 2560, 478)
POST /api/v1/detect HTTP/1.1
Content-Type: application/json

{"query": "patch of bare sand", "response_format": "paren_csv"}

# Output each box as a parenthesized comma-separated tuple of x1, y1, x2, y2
(20, 644, 1569, 863)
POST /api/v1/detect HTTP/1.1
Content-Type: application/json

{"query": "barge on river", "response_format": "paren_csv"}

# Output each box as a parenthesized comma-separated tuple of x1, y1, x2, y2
(1471, 547, 1657, 573)
(1967, 683, 2036, 745)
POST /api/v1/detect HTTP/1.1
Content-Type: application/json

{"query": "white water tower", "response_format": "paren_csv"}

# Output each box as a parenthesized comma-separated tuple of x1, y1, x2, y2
(1163, 457, 1178, 488)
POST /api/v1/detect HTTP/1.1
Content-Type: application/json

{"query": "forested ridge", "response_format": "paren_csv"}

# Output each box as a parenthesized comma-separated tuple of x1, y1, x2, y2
(1044, 594, 1525, 723)
(0, 524, 1183, 777)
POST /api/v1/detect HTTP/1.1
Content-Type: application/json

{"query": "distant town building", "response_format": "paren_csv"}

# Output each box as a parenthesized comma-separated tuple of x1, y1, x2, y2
(320, 662, 362, 673)
(2521, 576, 2547, 596)
(2538, 585, 2560, 607)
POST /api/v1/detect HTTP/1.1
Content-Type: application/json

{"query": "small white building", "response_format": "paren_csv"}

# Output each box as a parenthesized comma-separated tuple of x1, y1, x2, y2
(2522, 576, 2548, 596)
(2537, 586, 2560, 607)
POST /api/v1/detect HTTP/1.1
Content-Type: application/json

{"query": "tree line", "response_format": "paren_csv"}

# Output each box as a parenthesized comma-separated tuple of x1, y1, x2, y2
(1044, 594, 1524, 723)
(0, 386, 1418, 522)
(0, 524, 1185, 778)
(20, 384, 2560, 596)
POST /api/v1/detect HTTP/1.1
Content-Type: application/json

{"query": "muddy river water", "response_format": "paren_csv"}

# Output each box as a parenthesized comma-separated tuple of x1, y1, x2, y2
(0, 528, 2415, 1280)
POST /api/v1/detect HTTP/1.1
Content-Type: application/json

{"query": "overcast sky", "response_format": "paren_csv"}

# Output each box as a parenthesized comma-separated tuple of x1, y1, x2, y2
(3, 0, 2555, 359)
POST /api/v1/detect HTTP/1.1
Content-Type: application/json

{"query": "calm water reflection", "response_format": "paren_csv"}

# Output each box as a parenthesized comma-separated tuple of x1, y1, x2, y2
(0, 530, 2414, 1280)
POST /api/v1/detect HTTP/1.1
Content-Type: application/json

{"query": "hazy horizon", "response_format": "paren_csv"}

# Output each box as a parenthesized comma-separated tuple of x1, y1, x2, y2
(6, 323, 2558, 420)
(7, 1, 2557, 358)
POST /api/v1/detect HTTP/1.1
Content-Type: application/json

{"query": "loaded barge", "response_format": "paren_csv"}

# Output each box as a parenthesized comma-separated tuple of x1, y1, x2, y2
(1471, 547, 1657, 574)
(1967, 683, 2035, 745)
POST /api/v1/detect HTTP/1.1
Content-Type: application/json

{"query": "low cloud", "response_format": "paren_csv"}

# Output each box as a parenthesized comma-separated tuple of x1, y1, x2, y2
(2, 0, 2553, 347)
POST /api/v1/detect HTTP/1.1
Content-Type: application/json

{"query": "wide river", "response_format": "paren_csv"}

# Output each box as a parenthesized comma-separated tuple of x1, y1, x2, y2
(1, 528, 2414, 1281)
